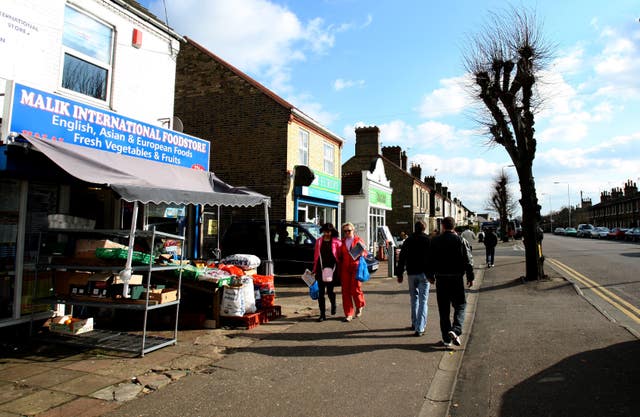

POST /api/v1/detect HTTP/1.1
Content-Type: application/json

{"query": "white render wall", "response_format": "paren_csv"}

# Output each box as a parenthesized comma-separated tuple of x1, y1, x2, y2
(0, 0, 179, 126)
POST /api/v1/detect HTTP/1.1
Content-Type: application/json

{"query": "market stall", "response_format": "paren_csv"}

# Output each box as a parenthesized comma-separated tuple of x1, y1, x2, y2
(21, 134, 273, 353)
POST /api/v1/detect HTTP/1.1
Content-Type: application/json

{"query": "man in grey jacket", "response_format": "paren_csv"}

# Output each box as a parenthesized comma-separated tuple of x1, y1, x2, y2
(396, 221, 431, 336)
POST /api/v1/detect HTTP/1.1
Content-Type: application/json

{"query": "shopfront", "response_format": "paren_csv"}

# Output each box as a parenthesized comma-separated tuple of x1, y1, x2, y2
(343, 159, 392, 251)
(0, 81, 222, 327)
(294, 169, 342, 226)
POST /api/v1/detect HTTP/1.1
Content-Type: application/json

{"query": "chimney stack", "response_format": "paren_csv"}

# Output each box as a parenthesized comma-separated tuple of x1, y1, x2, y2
(409, 164, 422, 179)
(355, 126, 381, 157)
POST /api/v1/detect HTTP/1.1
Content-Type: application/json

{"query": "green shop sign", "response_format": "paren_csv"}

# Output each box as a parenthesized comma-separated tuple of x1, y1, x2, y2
(310, 170, 341, 194)
(369, 186, 392, 209)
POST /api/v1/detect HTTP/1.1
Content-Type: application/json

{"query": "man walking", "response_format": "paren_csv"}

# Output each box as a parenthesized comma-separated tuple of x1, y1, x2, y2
(460, 227, 476, 251)
(396, 221, 431, 336)
(483, 227, 498, 268)
(428, 217, 474, 347)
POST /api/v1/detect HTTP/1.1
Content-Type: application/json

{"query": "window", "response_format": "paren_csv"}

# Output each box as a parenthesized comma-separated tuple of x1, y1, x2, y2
(323, 143, 334, 175)
(61, 5, 113, 101)
(299, 129, 309, 165)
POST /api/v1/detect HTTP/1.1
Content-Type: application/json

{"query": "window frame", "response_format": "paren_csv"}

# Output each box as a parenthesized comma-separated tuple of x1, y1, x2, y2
(323, 142, 334, 175)
(298, 129, 309, 166)
(60, 4, 114, 104)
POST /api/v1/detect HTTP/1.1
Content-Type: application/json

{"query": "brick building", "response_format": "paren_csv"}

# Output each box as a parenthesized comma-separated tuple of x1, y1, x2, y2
(590, 180, 640, 228)
(174, 37, 343, 230)
(342, 126, 432, 238)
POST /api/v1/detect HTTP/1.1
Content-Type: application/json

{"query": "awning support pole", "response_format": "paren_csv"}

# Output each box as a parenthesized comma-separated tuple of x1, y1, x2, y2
(120, 201, 139, 298)
(263, 200, 273, 276)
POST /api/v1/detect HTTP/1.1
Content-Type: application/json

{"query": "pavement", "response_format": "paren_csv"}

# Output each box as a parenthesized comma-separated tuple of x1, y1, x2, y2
(0, 240, 637, 417)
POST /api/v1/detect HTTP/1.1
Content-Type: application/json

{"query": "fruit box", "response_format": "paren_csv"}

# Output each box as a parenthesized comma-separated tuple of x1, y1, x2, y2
(49, 317, 94, 335)
(142, 288, 177, 304)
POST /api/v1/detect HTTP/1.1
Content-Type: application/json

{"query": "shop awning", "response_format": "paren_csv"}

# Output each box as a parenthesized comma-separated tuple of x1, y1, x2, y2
(21, 134, 270, 207)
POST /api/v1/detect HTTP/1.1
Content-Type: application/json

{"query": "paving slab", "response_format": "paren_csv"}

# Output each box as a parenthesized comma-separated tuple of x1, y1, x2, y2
(0, 389, 75, 416)
(91, 383, 142, 402)
(0, 364, 51, 382)
(135, 373, 171, 390)
(50, 373, 122, 396)
(20, 368, 85, 389)
(0, 382, 38, 405)
(36, 397, 120, 417)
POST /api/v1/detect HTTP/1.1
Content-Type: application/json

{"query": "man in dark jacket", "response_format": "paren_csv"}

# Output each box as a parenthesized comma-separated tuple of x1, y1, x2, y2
(483, 227, 498, 267)
(396, 221, 431, 336)
(427, 217, 474, 347)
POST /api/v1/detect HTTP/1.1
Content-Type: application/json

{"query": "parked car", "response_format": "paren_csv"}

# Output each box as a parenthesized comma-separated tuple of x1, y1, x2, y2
(563, 227, 577, 237)
(589, 226, 609, 239)
(576, 224, 595, 238)
(607, 227, 627, 240)
(625, 227, 640, 242)
(220, 220, 379, 277)
(553, 227, 565, 235)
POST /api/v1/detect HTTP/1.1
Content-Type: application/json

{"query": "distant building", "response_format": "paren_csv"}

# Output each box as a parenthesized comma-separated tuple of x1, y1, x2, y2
(590, 180, 639, 228)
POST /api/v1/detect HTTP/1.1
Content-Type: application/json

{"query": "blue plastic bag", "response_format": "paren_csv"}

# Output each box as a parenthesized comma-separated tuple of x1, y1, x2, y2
(356, 256, 370, 282)
(309, 280, 319, 300)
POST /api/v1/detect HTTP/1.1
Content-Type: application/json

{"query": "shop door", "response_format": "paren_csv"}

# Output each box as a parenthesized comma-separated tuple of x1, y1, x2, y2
(0, 180, 20, 320)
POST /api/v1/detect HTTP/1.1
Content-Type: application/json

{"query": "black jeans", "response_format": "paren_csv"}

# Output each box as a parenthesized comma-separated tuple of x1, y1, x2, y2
(485, 246, 495, 265)
(435, 276, 467, 341)
(316, 272, 336, 318)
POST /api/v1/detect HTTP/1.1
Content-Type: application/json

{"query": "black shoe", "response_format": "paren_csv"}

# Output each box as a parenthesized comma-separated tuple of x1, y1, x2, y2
(331, 304, 336, 315)
(414, 331, 425, 337)
(317, 316, 326, 322)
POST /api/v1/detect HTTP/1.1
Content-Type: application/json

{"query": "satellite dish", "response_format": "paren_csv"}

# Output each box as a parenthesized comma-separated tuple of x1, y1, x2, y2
(172, 116, 184, 132)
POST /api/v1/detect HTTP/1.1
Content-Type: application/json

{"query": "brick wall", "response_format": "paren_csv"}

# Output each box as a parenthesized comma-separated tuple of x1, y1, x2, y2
(174, 40, 291, 221)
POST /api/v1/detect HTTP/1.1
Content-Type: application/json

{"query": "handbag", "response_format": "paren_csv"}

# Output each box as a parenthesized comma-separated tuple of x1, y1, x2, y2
(319, 254, 334, 283)
(356, 256, 370, 282)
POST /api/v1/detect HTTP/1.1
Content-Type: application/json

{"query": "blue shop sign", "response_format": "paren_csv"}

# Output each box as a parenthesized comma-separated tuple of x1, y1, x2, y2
(6, 82, 210, 170)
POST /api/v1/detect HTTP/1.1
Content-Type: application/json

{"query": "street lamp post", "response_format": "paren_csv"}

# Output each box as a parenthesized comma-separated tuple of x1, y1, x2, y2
(554, 181, 571, 227)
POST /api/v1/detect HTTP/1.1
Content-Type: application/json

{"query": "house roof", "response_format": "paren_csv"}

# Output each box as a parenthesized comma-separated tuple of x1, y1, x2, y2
(184, 37, 343, 145)
(112, 0, 183, 40)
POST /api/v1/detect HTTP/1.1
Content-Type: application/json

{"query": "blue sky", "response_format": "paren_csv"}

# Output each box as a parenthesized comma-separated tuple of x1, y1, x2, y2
(142, 0, 640, 217)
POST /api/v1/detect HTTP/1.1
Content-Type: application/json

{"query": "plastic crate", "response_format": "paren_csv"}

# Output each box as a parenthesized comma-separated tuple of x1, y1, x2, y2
(95, 247, 151, 264)
(222, 311, 261, 329)
(259, 305, 282, 324)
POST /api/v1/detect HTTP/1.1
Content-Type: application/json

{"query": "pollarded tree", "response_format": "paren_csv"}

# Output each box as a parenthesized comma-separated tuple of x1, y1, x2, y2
(486, 172, 519, 241)
(464, 8, 552, 280)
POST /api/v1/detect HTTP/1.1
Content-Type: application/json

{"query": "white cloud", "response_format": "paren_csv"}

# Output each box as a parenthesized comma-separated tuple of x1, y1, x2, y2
(148, 0, 350, 127)
(550, 47, 584, 74)
(333, 78, 366, 91)
(417, 75, 472, 118)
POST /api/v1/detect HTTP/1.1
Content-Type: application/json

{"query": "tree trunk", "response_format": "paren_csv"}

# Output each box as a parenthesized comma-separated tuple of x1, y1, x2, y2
(518, 167, 545, 280)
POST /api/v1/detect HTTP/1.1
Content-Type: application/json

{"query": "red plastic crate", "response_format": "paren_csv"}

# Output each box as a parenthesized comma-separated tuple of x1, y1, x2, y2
(259, 305, 282, 323)
(222, 311, 261, 329)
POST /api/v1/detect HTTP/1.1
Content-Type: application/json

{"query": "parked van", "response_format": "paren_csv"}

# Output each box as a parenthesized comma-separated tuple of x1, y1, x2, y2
(576, 224, 595, 238)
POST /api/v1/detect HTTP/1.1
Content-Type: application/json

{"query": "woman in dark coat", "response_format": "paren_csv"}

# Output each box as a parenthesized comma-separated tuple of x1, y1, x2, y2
(312, 223, 342, 321)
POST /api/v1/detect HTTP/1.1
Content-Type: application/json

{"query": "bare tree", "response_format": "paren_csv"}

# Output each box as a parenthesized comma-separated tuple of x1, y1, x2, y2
(464, 7, 552, 280)
(486, 172, 519, 241)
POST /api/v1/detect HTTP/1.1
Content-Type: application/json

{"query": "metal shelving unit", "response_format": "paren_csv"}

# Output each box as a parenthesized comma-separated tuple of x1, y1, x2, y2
(32, 227, 184, 356)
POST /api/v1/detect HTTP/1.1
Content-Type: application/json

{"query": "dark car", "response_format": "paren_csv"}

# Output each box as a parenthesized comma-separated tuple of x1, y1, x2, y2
(220, 220, 378, 277)
(624, 227, 640, 242)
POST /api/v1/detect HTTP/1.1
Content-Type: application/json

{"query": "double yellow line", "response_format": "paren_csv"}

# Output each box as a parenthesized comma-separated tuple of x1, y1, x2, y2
(547, 258, 640, 324)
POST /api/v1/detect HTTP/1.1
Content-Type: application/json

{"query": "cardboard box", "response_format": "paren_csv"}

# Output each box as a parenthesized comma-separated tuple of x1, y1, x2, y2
(109, 284, 144, 300)
(87, 273, 113, 297)
(49, 316, 94, 335)
(142, 288, 177, 304)
(70, 285, 87, 296)
(75, 239, 125, 258)
(54, 272, 91, 296)
(112, 273, 143, 285)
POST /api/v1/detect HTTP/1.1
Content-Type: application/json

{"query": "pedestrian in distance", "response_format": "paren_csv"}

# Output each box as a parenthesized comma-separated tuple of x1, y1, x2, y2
(338, 222, 367, 322)
(396, 221, 431, 336)
(427, 217, 474, 348)
(483, 227, 498, 268)
(312, 223, 342, 322)
(478, 229, 485, 243)
(460, 227, 476, 251)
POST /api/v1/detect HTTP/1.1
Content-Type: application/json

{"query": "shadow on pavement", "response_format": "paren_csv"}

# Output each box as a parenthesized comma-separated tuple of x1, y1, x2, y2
(236, 340, 444, 357)
(501, 340, 640, 417)
(620, 251, 640, 258)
